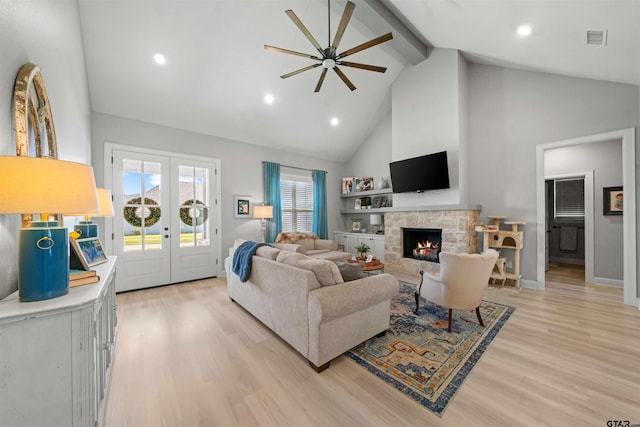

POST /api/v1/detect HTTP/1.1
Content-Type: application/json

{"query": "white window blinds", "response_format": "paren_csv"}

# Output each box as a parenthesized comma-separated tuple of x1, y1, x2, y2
(280, 168, 313, 232)
(554, 178, 585, 219)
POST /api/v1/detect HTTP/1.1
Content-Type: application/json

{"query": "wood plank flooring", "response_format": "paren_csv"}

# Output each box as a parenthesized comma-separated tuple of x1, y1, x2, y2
(103, 274, 640, 427)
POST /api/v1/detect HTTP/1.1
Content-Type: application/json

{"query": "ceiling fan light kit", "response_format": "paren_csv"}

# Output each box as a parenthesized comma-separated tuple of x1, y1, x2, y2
(265, 0, 393, 92)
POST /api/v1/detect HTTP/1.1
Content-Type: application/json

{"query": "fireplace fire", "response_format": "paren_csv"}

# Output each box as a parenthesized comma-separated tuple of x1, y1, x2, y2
(403, 227, 443, 263)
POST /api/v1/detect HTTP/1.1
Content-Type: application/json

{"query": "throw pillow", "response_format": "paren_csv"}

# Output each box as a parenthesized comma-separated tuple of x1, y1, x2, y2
(295, 259, 344, 286)
(335, 262, 364, 282)
(276, 251, 307, 264)
(256, 245, 280, 260)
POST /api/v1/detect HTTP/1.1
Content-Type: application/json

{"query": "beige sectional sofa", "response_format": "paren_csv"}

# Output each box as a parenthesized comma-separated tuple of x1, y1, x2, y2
(225, 241, 399, 372)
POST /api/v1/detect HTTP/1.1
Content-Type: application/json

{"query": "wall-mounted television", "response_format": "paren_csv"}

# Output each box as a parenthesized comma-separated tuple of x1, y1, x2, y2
(389, 151, 450, 193)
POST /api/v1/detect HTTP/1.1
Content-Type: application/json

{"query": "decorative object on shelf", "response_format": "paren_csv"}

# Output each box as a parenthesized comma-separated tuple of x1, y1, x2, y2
(354, 242, 370, 260)
(354, 198, 362, 209)
(68, 188, 115, 238)
(360, 196, 372, 209)
(355, 177, 374, 192)
(264, 1, 393, 93)
(70, 236, 108, 270)
(377, 175, 389, 189)
(123, 197, 161, 228)
(351, 220, 361, 232)
(179, 199, 208, 226)
(380, 196, 390, 207)
(0, 156, 99, 302)
(234, 195, 251, 218)
(341, 177, 355, 194)
(370, 214, 383, 234)
(603, 186, 623, 215)
(253, 204, 273, 243)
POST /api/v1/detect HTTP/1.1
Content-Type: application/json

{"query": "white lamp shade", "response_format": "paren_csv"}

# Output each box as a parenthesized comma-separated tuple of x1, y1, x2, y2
(0, 156, 98, 214)
(66, 188, 114, 217)
(253, 205, 273, 219)
(370, 214, 382, 225)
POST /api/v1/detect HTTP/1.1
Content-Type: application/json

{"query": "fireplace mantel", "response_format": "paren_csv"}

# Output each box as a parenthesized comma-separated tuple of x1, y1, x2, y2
(385, 204, 482, 213)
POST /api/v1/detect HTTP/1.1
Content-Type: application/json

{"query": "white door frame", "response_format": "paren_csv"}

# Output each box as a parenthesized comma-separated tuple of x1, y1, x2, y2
(535, 128, 637, 307)
(104, 142, 223, 278)
(544, 171, 594, 283)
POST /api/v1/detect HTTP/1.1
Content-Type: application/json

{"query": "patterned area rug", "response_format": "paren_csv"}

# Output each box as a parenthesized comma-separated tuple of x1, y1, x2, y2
(346, 281, 514, 417)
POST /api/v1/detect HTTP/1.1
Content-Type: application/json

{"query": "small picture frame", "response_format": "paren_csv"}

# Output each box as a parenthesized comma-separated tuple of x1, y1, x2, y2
(354, 198, 362, 210)
(603, 186, 623, 215)
(70, 237, 108, 270)
(351, 220, 361, 232)
(234, 196, 251, 218)
(341, 177, 354, 194)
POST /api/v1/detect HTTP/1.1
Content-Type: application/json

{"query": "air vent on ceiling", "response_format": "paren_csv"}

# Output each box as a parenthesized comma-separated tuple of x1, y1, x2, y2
(586, 29, 608, 46)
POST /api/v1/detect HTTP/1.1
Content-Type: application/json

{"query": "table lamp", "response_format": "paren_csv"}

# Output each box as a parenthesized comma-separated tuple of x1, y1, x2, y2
(67, 188, 115, 238)
(0, 156, 99, 302)
(370, 214, 383, 234)
(253, 205, 273, 243)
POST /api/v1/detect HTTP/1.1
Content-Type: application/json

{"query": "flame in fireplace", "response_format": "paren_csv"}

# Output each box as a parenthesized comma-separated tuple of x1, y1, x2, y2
(414, 240, 439, 255)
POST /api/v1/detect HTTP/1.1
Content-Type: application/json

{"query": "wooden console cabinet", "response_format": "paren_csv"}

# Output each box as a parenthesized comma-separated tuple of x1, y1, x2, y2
(0, 257, 117, 427)
(334, 232, 385, 261)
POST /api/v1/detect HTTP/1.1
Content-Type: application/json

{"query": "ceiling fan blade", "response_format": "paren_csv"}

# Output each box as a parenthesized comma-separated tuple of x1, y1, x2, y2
(314, 68, 328, 93)
(339, 61, 387, 73)
(334, 67, 356, 91)
(281, 63, 322, 79)
(264, 45, 322, 61)
(285, 9, 325, 57)
(337, 32, 393, 60)
(331, 1, 355, 51)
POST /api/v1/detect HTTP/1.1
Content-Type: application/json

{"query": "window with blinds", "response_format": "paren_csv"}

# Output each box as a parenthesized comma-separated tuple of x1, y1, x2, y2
(280, 168, 313, 232)
(554, 178, 585, 219)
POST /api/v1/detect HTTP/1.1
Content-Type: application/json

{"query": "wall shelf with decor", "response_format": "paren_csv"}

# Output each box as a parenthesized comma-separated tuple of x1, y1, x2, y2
(340, 187, 393, 214)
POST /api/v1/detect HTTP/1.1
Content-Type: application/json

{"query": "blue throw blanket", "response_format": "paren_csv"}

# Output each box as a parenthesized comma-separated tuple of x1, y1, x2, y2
(232, 241, 269, 282)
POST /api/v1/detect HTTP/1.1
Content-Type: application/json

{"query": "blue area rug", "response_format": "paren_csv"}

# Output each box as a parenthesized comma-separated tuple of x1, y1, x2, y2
(346, 281, 514, 417)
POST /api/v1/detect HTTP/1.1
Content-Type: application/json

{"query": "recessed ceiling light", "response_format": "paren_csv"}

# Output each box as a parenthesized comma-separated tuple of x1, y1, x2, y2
(264, 94, 274, 105)
(153, 53, 166, 65)
(517, 25, 532, 37)
(330, 117, 339, 126)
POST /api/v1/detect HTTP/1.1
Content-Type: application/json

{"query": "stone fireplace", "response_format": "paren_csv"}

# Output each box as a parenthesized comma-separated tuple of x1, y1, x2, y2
(384, 209, 479, 276)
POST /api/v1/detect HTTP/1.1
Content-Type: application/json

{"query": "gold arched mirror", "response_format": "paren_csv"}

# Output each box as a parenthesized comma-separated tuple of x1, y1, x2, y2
(13, 63, 59, 224)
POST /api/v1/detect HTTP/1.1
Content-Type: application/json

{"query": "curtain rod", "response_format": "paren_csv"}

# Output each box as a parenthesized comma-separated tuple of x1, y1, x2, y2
(262, 161, 326, 174)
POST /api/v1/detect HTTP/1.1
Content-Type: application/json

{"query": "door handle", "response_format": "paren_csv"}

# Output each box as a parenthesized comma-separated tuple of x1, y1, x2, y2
(164, 234, 170, 238)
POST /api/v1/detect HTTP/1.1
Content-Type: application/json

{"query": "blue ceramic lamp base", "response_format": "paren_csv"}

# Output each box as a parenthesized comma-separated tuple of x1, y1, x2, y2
(74, 220, 98, 238)
(18, 221, 69, 302)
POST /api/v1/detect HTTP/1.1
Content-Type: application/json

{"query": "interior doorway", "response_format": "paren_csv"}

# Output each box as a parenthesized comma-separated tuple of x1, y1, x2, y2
(544, 175, 588, 285)
(535, 128, 637, 307)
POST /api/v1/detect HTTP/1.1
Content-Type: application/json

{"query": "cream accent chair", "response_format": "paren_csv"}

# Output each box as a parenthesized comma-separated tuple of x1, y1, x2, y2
(414, 249, 500, 332)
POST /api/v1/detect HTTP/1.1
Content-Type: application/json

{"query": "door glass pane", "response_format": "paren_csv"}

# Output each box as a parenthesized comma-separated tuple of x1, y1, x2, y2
(122, 159, 163, 252)
(178, 165, 210, 247)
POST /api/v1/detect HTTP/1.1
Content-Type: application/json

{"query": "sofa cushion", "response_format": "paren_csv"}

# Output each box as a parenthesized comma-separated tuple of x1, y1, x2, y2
(256, 245, 281, 260)
(306, 249, 330, 256)
(274, 243, 307, 254)
(335, 262, 364, 282)
(277, 252, 344, 286)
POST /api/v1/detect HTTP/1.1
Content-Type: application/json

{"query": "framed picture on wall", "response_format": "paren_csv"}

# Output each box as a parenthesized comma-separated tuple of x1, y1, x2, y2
(234, 196, 251, 218)
(603, 186, 623, 215)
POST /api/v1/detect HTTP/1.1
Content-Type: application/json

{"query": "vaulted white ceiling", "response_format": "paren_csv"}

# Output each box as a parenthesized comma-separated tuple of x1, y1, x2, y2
(78, 0, 640, 162)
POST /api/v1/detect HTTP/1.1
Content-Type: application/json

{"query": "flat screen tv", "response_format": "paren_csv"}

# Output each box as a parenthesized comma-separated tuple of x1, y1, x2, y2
(389, 151, 450, 193)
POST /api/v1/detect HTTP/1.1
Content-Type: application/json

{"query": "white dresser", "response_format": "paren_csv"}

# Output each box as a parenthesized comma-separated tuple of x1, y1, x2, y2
(0, 256, 117, 427)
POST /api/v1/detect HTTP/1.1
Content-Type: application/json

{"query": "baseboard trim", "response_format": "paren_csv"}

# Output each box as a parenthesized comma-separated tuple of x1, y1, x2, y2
(592, 276, 623, 288)
(521, 279, 542, 290)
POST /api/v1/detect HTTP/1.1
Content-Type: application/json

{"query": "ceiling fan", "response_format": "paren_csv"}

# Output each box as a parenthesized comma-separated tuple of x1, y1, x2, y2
(264, 0, 393, 92)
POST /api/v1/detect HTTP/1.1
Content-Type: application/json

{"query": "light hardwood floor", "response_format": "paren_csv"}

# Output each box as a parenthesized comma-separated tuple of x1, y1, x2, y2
(104, 274, 640, 427)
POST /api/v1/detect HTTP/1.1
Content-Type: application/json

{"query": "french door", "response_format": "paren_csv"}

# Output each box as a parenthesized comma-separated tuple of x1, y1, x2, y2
(108, 146, 220, 292)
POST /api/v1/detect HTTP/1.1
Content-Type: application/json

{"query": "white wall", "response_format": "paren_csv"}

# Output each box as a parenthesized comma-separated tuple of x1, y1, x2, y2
(391, 48, 465, 206)
(346, 113, 392, 181)
(468, 64, 639, 283)
(91, 113, 346, 258)
(0, 0, 92, 299)
(545, 140, 623, 280)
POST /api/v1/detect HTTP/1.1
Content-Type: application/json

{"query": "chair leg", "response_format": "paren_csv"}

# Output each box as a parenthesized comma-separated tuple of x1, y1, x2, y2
(448, 308, 452, 332)
(475, 306, 485, 327)
(414, 291, 420, 314)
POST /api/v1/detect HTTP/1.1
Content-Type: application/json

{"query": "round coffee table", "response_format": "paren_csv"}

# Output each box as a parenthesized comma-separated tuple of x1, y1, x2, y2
(348, 259, 385, 275)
